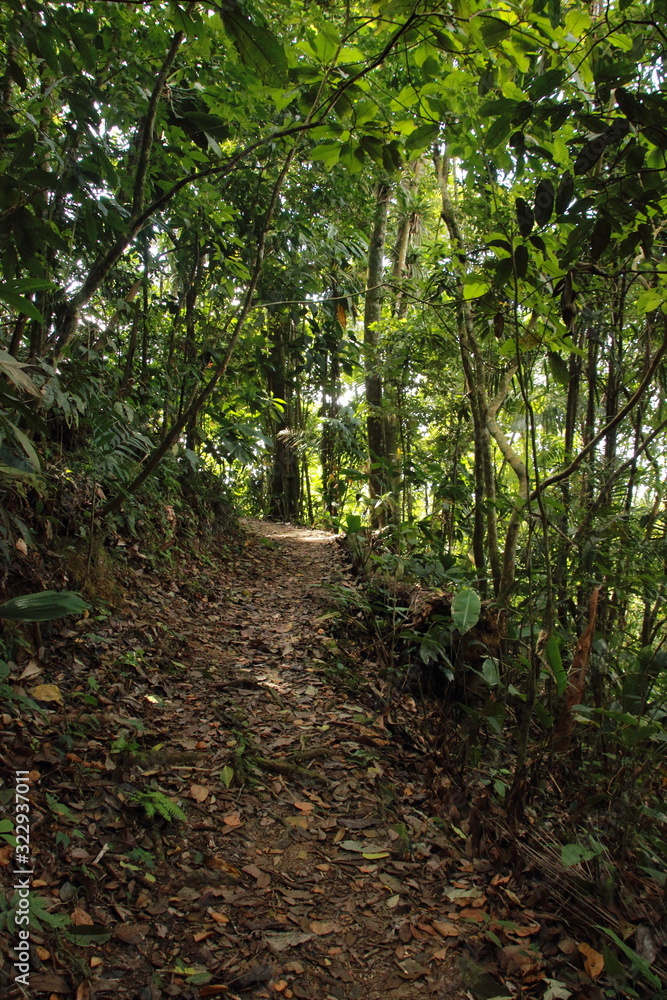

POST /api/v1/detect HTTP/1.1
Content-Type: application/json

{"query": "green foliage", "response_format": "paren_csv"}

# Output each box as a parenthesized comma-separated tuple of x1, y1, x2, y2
(0, 4, 666, 971)
(0, 890, 70, 933)
(0, 590, 88, 622)
(128, 789, 187, 824)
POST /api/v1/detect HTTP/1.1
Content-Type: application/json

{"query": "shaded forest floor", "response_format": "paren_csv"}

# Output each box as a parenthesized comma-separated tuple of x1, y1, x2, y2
(0, 520, 635, 999)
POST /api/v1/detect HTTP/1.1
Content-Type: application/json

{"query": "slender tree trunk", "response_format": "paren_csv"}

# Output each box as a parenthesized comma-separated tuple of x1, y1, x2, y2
(268, 311, 300, 520)
(435, 149, 499, 595)
(486, 366, 527, 605)
(364, 179, 392, 529)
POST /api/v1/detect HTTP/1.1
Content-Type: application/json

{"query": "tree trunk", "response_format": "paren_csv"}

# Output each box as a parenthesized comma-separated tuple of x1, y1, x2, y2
(268, 311, 300, 521)
(364, 179, 392, 529)
(435, 150, 499, 595)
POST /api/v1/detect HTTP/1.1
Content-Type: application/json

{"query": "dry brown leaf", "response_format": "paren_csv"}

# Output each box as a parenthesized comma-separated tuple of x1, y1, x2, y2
(27, 974, 68, 993)
(578, 942, 604, 979)
(512, 921, 541, 938)
(285, 815, 309, 829)
(311, 920, 338, 936)
(190, 783, 210, 802)
(71, 907, 94, 926)
(222, 811, 243, 828)
(19, 659, 42, 680)
(113, 923, 147, 945)
(265, 931, 313, 953)
(294, 801, 314, 813)
(29, 683, 63, 704)
(459, 907, 487, 921)
(207, 857, 241, 878)
(207, 910, 230, 925)
(432, 920, 460, 938)
(501, 944, 541, 975)
(90, 957, 103, 968)
(397, 957, 428, 980)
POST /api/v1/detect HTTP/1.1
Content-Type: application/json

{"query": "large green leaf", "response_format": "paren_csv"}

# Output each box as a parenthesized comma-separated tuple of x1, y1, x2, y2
(222, 8, 287, 85)
(545, 635, 567, 694)
(451, 588, 481, 633)
(534, 179, 554, 226)
(404, 123, 440, 154)
(0, 591, 89, 622)
(0, 279, 54, 323)
(528, 69, 566, 102)
(0, 350, 41, 398)
(479, 16, 511, 47)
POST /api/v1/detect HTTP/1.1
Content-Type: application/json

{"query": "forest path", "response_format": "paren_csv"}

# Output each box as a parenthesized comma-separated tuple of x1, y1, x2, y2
(2, 519, 474, 1000)
(159, 517, 467, 1000)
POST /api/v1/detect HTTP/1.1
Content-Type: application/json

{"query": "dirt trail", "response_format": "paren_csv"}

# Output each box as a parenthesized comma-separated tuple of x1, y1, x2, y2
(2, 519, 470, 1000)
(164, 518, 466, 999)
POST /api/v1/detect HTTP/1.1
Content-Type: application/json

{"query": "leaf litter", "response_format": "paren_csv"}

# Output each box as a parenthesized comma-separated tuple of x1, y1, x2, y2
(0, 520, 625, 999)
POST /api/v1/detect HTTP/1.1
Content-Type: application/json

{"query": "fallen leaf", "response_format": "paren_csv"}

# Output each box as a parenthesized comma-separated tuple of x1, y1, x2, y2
(501, 944, 541, 976)
(379, 874, 407, 893)
(459, 907, 488, 921)
(294, 801, 314, 813)
(207, 857, 241, 878)
(207, 910, 229, 924)
(543, 979, 572, 1000)
(27, 975, 68, 993)
(512, 920, 541, 938)
(113, 923, 147, 945)
(265, 931, 313, 953)
(397, 957, 428, 979)
(190, 783, 210, 802)
(284, 961, 304, 974)
(285, 815, 309, 830)
(72, 907, 94, 926)
(432, 920, 460, 938)
(311, 920, 339, 935)
(242, 864, 263, 879)
(19, 659, 41, 680)
(636, 924, 658, 964)
(222, 811, 243, 828)
(29, 683, 63, 704)
(558, 937, 578, 955)
(339, 840, 367, 852)
(578, 942, 604, 979)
